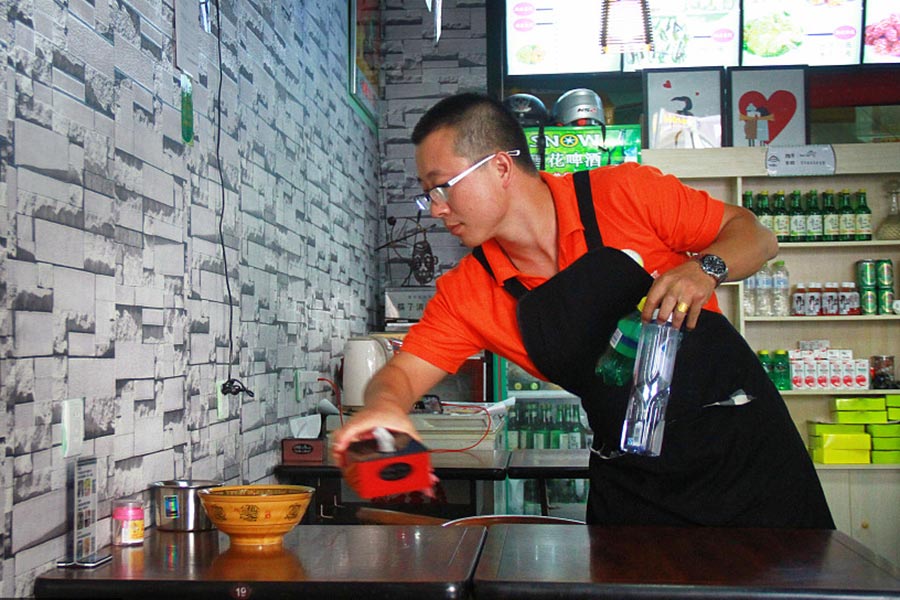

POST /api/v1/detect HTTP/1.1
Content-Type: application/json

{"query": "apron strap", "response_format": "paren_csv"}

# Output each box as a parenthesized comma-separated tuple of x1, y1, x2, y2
(573, 170, 604, 251)
(472, 246, 529, 299)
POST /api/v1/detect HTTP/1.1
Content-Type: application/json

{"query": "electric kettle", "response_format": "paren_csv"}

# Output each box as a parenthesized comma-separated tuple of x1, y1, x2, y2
(342, 337, 392, 408)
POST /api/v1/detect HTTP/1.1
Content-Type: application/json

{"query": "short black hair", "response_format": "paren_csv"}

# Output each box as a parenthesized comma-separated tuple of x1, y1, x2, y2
(411, 93, 537, 174)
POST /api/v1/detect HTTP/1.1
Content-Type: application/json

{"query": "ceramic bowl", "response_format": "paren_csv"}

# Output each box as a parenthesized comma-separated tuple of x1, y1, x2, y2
(198, 484, 314, 547)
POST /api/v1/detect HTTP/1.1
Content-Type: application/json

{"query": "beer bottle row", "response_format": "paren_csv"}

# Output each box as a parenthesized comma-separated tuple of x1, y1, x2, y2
(506, 402, 587, 450)
(743, 189, 871, 243)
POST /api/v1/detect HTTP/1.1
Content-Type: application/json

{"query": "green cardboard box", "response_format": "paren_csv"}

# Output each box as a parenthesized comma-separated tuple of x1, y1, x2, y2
(807, 422, 866, 435)
(885, 394, 900, 408)
(866, 422, 900, 437)
(871, 450, 900, 464)
(888, 408, 900, 421)
(808, 433, 871, 450)
(830, 397, 886, 412)
(810, 448, 870, 464)
(524, 125, 642, 173)
(872, 437, 900, 451)
(831, 410, 888, 424)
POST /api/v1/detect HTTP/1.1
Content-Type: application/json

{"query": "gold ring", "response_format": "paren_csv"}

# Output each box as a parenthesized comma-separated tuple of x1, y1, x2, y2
(675, 301, 689, 313)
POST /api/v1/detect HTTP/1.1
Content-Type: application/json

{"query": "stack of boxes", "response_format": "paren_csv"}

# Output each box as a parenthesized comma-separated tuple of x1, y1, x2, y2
(808, 394, 900, 464)
(789, 340, 869, 391)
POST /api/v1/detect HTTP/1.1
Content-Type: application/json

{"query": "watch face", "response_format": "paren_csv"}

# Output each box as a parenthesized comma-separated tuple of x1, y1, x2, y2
(701, 254, 727, 283)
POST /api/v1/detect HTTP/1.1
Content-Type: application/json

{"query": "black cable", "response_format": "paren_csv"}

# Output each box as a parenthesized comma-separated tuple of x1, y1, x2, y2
(213, 0, 251, 397)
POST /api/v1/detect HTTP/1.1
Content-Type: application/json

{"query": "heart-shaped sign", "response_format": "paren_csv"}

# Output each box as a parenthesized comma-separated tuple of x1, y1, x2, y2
(663, 80, 672, 88)
(738, 90, 797, 144)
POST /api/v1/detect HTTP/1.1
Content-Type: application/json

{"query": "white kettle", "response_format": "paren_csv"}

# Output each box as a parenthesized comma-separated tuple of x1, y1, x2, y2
(342, 337, 392, 408)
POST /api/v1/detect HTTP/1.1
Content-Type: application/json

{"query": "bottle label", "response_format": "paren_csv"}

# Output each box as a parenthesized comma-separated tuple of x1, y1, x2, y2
(758, 214, 774, 231)
(806, 214, 823, 237)
(839, 213, 855, 236)
(789, 215, 806, 239)
(856, 214, 872, 235)
(774, 215, 790, 238)
(823, 214, 839, 237)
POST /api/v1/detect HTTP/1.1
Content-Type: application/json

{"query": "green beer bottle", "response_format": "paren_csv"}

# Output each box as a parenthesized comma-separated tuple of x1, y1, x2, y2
(837, 189, 855, 242)
(855, 189, 872, 241)
(772, 190, 790, 242)
(755, 191, 773, 233)
(822, 189, 839, 242)
(788, 189, 806, 242)
(805, 189, 823, 242)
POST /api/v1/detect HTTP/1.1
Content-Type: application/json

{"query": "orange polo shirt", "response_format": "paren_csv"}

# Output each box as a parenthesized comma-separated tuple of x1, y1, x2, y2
(401, 163, 725, 380)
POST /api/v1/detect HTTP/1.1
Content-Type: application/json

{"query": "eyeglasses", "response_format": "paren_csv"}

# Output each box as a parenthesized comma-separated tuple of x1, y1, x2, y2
(414, 149, 522, 211)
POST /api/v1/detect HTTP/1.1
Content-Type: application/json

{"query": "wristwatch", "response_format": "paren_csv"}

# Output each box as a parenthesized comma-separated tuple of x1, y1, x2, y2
(695, 254, 728, 287)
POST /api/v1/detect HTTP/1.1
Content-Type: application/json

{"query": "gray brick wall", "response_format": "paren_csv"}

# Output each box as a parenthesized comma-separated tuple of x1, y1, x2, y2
(1, 0, 382, 595)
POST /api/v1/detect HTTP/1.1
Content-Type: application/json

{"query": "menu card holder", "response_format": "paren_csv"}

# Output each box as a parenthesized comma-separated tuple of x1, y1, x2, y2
(57, 457, 111, 569)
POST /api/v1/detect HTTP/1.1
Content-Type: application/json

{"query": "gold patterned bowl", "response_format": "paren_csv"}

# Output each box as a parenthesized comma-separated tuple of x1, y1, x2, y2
(197, 484, 315, 547)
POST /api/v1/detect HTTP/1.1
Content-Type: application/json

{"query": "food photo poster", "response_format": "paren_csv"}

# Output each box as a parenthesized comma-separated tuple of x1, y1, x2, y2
(728, 66, 808, 148)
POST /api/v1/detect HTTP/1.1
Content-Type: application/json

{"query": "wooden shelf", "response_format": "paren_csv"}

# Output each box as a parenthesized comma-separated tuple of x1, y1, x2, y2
(783, 389, 900, 396)
(745, 315, 900, 322)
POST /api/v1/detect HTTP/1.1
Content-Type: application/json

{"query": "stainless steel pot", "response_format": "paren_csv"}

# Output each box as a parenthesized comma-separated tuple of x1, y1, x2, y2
(150, 480, 222, 532)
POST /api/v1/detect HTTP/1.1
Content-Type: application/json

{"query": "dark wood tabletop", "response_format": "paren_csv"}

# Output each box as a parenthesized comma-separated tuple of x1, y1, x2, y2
(473, 524, 900, 599)
(505, 449, 590, 479)
(275, 448, 511, 480)
(34, 525, 485, 599)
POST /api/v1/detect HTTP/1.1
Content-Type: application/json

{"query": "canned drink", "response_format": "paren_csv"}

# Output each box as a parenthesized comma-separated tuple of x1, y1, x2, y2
(856, 260, 876, 288)
(879, 288, 895, 315)
(860, 287, 878, 315)
(875, 259, 893, 289)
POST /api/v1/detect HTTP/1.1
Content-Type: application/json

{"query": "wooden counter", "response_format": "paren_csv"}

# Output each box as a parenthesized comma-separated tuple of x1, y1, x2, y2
(34, 525, 485, 599)
(473, 524, 900, 599)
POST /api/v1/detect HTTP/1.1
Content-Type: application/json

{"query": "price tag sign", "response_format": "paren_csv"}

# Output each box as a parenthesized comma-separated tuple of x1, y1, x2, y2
(766, 145, 836, 177)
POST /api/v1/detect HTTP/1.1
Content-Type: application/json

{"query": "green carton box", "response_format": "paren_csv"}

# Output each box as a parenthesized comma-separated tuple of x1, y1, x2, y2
(830, 397, 886, 412)
(524, 125, 642, 173)
(866, 422, 900, 437)
(808, 434, 871, 450)
(872, 437, 900, 451)
(810, 448, 870, 464)
(871, 450, 900, 464)
(888, 408, 900, 421)
(807, 422, 866, 435)
(885, 394, 900, 408)
(831, 410, 888, 424)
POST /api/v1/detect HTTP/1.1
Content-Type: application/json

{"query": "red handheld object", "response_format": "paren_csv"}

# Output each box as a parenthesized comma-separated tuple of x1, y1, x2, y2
(342, 431, 432, 499)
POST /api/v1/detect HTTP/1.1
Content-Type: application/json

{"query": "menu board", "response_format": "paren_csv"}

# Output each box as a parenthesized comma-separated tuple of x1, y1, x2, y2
(505, 0, 621, 76)
(624, 0, 740, 71)
(741, 0, 863, 67)
(863, 0, 900, 63)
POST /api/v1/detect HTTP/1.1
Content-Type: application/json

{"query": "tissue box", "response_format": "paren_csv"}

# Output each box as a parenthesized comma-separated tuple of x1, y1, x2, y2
(281, 438, 326, 464)
(342, 431, 432, 499)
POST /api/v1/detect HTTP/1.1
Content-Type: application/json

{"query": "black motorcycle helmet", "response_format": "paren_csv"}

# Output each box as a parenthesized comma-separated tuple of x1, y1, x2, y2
(503, 93, 549, 128)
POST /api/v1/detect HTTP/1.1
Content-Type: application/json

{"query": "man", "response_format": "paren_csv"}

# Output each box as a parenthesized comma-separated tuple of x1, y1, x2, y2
(333, 93, 834, 528)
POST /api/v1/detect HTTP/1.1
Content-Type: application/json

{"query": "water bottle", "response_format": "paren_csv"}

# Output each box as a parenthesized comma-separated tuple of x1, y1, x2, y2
(595, 298, 646, 386)
(743, 271, 757, 316)
(771, 260, 791, 316)
(620, 311, 683, 457)
(755, 262, 774, 317)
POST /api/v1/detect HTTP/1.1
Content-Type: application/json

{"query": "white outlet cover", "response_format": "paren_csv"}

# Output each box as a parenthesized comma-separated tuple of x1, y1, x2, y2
(62, 398, 84, 458)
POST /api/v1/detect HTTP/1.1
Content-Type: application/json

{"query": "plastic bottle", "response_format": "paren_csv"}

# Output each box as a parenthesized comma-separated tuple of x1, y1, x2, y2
(805, 189, 823, 242)
(595, 298, 646, 386)
(854, 189, 872, 241)
(822, 282, 840, 316)
(773, 350, 792, 391)
(822, 189, 838, 242)
(112, 499, 144, 546)
(792, 283, 806, 316)
(788, 190, 806, 242)
(620, 310, 683, 457)
(743, 270, 757, 317)
(758, 350, 774, 378)
(771, 260, 791, 316)
(805, 282, 823, 316)
(754, 262, 774, 317)
(837, 189, 855, 241)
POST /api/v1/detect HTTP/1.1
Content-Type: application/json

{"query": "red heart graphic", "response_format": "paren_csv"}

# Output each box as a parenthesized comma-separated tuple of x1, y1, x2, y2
(738, 90, 797, 144)
(663, 80, 672, 88)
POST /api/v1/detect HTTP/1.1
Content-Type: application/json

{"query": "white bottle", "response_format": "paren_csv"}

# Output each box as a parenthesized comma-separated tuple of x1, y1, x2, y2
(743, 271, 757, 317)
(755, 262, 774, 317)
(771, 260, 791, 317)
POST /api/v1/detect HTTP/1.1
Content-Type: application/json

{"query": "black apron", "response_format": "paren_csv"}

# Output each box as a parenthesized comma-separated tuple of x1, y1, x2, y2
(474, 170, 834, 528)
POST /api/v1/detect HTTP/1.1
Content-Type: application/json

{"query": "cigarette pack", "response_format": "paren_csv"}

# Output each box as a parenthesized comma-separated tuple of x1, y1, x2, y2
(341, 430, 432, 499)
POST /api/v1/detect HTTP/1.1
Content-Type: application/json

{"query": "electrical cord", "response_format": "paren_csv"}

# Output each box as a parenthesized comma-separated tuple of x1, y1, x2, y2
(213, 0, 252, 398)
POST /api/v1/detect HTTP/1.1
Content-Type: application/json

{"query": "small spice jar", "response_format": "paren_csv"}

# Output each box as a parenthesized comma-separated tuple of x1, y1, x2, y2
(112, 499, 144, 546)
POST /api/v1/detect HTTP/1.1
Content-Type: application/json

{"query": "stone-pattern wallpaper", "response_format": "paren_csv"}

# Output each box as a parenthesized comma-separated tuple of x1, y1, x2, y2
(0, 0, 383, 595)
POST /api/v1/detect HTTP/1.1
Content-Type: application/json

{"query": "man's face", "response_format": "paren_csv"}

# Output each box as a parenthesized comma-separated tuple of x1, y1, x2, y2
(414, 127, 507, 248)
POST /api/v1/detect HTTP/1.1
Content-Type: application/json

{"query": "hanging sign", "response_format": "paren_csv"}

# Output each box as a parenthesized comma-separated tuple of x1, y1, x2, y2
(766, 145, 835, 177)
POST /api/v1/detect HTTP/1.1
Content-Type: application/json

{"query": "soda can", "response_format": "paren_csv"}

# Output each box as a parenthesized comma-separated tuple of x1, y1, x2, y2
(875, 259, 893, 289)
(878, 288, 894, 315)
(856, 260, 876, 288)
(860, 287, 878, 315)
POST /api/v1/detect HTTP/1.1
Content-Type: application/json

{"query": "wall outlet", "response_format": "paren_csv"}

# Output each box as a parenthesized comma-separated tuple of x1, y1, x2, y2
(61, 398, 84, 458)
(216, 380, 228, 419)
